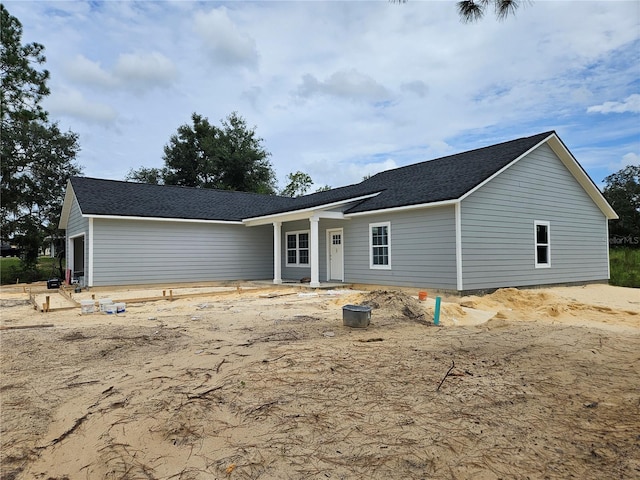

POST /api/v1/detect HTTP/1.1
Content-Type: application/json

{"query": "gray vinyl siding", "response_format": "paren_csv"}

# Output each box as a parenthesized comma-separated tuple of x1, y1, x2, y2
(91, 219, 273, 286)
(343, 207, 457, 289)
(460, 143, 609, 291)
(65, 197, 89, 274)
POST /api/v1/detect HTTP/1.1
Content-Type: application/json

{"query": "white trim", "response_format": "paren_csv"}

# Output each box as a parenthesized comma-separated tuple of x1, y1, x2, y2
(457, 133, 617, 220)
(310, 216, 320, 287)
(67, 232, 84, 283)
(369, 221, 391, 270)
(242, 192, 380, 226)
(326, 228, 345, 282)
(545, 134, 618, 220)
(455, 202, 463, 291)
(345, 199, 458, 218)
(605, 218, 610, 280)
(58, 180, 76, 229)
(273, 221, 282, 284)
(83, 214, 243, 225)
(88, 218, 94, 286)
(285, 229, 310, 267)
(534, 220, 551, 268)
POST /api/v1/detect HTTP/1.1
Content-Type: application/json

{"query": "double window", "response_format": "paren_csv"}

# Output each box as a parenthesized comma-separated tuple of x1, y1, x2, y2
(286, 231, 309, 266)
(370, 222, 391, 269)
(534, 221, 550, 268)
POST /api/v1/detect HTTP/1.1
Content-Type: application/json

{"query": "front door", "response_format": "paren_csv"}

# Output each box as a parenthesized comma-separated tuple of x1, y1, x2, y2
(327, 229, 344, 281)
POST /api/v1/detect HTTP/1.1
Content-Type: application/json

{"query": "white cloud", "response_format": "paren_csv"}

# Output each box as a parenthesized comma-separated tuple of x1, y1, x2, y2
(63, 52, 177, 93)
(587, 94, 640, 114)
(64, 54, 118, 88)
(114, 51, 177, 91)
(622, 152, 640, 167)
(296, 70, 391, 102)
(44, 89, 118, 125)
(13, 0, 639, 188)
(193, 7, 258, 68)
(400, 80, 429, 98)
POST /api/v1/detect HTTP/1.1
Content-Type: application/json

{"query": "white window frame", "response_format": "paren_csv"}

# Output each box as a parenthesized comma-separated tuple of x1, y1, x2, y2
(534, 220, 551, 268)
(286, 230, 310, 267)
(369, 221, 391, 270)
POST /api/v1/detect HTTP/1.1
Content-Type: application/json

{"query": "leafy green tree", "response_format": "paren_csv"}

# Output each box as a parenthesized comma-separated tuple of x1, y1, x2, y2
(314, 184, 332, 193)
(125, 166, 165, 184)
(1, 4, 82, 277)
(281, 171, 313, 197)
(603, 165, 640, 244)
(128, 112, 277, 194)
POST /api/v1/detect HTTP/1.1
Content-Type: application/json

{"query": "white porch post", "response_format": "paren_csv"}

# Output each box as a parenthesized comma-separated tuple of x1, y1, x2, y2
(273, 221, 282, 284)
(310, 215, 320, 287)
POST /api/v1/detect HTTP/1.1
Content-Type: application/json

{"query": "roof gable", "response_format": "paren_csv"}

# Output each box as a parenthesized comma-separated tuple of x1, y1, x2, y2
(343, 131, 555, 214)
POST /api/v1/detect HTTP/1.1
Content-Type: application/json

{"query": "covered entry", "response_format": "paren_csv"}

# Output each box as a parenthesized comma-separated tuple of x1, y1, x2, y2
(243, 193, 379, 287)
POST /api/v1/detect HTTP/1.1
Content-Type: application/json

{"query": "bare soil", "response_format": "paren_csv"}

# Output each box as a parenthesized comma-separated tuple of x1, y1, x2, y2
(1, 282, 639, 480)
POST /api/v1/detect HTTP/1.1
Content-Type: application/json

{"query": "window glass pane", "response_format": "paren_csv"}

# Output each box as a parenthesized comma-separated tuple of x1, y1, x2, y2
(299, 249, 309, 264)
(537, 246, 548, 264)
(372, 226, 388, 246)
(299, 233, 309, 248)
(287, 235, 297, 249)
(373, 246, 388, 265)
(536, 225, 548, 244)
(287, 250, 297, 264)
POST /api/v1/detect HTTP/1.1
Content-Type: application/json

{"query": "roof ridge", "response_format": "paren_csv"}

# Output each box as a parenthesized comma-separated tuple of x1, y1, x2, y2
(71, 176, 292, 200)
(366, 130, 555, 180)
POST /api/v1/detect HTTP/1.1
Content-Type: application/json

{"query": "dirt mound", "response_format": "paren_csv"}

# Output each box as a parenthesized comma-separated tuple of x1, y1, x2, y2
(461, 287, 556, 311)
(361, 290, 430, 324)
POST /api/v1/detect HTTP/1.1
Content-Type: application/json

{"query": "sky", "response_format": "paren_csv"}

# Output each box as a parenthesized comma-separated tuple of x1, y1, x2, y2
(6, 0, 640, 191)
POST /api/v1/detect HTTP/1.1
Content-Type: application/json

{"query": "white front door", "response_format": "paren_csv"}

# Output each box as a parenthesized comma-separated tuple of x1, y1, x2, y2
(327, 229, 344, 281)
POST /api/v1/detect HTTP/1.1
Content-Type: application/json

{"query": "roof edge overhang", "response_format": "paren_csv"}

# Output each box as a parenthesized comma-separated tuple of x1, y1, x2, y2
(457, 132, 618, 220)
(545, 133, 618, 220)
(83, 214, 244, 225)
(243, 192, 381, 226)
(344, 198, 459, 217)
(58, 180, 76, 230)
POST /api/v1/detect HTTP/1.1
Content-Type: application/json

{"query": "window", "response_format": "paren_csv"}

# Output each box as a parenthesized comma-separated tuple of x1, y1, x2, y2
(534, 221, 550, 268)
(370, 222, 391, 269)
(286, 231, 309, 266)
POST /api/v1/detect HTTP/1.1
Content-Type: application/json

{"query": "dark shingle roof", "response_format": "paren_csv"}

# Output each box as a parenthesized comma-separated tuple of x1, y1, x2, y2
(70, 178, 298, 221)
(69, 131, 554, 221)
(344, 131, 553, 213)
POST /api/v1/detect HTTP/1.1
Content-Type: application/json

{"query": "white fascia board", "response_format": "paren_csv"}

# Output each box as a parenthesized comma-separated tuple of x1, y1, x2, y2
(243, 192, 380, 226)
(83, 214, 243, 225)
(58, 180, 76, 230)
(344, 198, 458, 218)
(457, 132, 618, 220)
(545, 134, 618, 220)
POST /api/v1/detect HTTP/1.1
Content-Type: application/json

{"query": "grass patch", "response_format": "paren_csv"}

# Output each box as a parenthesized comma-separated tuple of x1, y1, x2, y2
(0, 256, 64, 285)
(609, 248, 640, 288)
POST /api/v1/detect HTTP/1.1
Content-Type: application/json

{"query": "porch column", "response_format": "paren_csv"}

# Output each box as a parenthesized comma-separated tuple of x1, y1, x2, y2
(273, 221, 282, 284)
(310, 215, 320, 287)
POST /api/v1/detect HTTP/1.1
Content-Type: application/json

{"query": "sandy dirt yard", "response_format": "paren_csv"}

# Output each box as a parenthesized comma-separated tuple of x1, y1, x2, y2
(1, 281, 639, 480)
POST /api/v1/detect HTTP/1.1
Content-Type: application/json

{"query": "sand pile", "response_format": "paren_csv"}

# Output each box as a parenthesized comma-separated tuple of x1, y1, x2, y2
(360, 290, 430, 324)
(460, 287, 554, 310)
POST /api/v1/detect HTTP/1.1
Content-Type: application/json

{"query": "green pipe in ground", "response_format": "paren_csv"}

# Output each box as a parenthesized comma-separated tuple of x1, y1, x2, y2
(434, 296, 441, 325)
